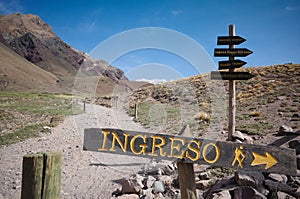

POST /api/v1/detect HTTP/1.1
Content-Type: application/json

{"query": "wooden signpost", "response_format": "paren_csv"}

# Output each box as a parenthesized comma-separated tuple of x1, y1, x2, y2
(83, 128, 297, 175)
(211, 24, 254, 141)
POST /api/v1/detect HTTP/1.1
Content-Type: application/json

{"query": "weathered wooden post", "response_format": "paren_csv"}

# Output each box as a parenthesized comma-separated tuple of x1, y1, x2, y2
(212, 24, 253, 141)
(134, 103, 138, 119)
(83, 100, 86, 112)
(21, 154, 44, 199)
(177, 125, 197, 199)
(42, 152, 62, 199)
(228, 24, 236, 141)
(21, 152, 62, 199)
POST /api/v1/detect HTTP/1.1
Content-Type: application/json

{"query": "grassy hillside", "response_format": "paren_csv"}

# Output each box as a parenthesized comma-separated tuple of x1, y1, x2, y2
(128, 64, 300, 138)
(0, 92, 83, 146)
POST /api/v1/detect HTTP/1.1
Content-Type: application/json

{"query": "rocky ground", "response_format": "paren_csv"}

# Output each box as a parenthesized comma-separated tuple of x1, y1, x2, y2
(0, 103, 160, 198)
(0, 100, 299, 199)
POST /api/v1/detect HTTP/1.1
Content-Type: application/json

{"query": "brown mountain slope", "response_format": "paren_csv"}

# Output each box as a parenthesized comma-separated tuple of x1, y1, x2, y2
(0, 42, 62, 92)
(0, 13, 84, 79)
(0, 13, 126, 85)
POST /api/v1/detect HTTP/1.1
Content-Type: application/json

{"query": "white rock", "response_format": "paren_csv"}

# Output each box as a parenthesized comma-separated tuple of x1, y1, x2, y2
(153, 181, 165, 193)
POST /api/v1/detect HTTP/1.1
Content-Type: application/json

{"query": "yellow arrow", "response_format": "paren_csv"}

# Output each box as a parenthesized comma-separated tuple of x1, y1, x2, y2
(251, 152, 278, 169)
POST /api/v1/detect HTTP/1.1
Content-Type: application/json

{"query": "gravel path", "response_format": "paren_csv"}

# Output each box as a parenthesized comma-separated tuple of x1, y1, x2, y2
(0, 103, 153, 199)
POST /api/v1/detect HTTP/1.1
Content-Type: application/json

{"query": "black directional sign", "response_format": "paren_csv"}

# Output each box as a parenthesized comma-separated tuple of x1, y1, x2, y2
(218, 60, 247, 70)
(214, 48, 253, 57)
(217, 36, 246, 45)
(211, 71, 255, 80)
(83, 128, 297, 175)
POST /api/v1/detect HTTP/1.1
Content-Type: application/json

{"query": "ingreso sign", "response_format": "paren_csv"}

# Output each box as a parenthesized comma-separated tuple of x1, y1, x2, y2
(83, 128, 297, 175)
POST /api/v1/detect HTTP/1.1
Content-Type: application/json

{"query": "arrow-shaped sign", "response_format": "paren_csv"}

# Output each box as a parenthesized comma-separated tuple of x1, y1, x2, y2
(84, 128, 297, 175)
(217, 36, 246, 45)
(214, 48, 253, 57)
(251, 152, 278, 169)
(218, 60, 247, 70)
(211, 71, 255, 80)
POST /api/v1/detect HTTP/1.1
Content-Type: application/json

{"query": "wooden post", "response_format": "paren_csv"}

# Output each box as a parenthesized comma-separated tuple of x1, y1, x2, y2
(228, 24, 236, 141)
(83, 100, 86, 112)
(134, 103, 138, 119)
(177, 125, 197, 199)
(21, 152, 62, 199)
(21, 154, 44, 199)
(42, 152, 62, 199)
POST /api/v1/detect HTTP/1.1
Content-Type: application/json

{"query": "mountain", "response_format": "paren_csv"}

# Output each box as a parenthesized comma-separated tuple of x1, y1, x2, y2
(0, 41, 61, 92)
(0, 13, 130, 93)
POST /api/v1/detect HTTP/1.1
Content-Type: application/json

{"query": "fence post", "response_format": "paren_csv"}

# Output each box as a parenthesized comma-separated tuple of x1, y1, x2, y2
(177, 125, 197, 199)
(21, 154, 44, 199)
(21, 152, 62, 199)
(134, 103, 138, 119)
(177, 162, 197, 199)
(42, 152, 62, 199)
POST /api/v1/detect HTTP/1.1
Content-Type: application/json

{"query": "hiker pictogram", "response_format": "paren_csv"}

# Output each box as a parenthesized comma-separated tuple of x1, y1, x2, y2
(232, 146, 246, 168)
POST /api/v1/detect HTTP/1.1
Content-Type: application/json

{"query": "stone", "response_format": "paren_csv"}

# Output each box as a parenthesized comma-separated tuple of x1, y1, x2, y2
(152, 181, 165, 193)
(199, 171, 211, 180)
(278, 125, 293, 135)
(268, 173, 287, 183)
(112, 189, 122, 197)
(145, 176, 156, 189)
(116, 194, 139, 199)
(158, 175, 173, 186)
(211, 190, 231, 199)
(194, 164, 210, 173)
(264, 179, 295, 194)
(141, 188, 153, 199)
(295, 187, 300, 198)
(134, 173, 145, 188)
(289, 176, 300, 187)
(292, 113, 300, 118)
(162, 165, 174, 175)
(289, 140, 300, 155)
(121, 179, 141, 194)
(204, 176, 236, 198)
(277, 191, 296, 199)
(235, 171, 264, 188)
(156, 192, 165, 198)
(196, 179, 212, 190)
(233, 131, 254, 144)
(146, 168, 162, 176)
(233, 186, 267, 199)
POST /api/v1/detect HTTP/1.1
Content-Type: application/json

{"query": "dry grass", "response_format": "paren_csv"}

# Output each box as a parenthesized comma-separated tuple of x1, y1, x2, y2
(129, 64, 300, 136)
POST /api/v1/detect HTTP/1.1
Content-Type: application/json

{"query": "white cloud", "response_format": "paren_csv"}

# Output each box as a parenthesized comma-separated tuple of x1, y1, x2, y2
(171, 10, 183, 16)
(0, 1, 24, 15)
(136, 78, 170, 84)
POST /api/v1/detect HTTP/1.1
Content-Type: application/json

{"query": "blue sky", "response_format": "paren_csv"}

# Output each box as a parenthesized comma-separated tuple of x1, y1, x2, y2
(0, 0, 299, 81)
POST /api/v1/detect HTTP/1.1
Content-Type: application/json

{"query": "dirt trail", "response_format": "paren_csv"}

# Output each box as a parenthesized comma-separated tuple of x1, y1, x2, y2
(0, 103, 154, 199)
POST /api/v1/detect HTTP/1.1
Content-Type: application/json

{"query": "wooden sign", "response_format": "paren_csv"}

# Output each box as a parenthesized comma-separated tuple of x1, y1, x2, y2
(83, 128, 297, 175)
(217, 36, 246, 45)
(218, 60, 247, 70)
(211, 71, 254, 80)
(214, 48, 253, 57)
